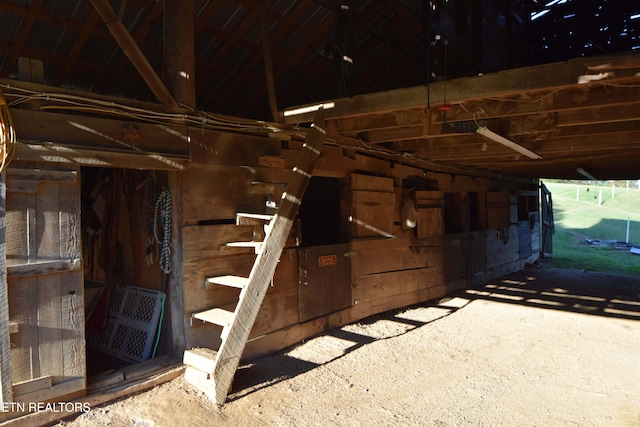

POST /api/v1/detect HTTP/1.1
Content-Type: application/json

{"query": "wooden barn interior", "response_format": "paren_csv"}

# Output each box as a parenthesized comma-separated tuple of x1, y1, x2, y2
(0, 0, 639, 421)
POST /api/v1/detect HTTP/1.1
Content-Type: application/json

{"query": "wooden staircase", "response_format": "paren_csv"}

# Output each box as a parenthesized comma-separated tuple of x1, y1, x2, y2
(183, 109, 326, 405)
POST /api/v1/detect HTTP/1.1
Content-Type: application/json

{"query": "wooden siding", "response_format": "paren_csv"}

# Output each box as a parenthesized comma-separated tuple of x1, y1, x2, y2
(5, 162, 86, 403)
(177, 137, 539, 359)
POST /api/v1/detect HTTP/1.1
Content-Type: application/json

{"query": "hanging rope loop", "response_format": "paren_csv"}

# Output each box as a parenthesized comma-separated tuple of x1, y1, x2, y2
(154, 187, 172, 274)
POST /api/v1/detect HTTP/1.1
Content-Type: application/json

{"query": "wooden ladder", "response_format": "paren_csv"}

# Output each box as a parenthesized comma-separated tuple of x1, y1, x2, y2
(183, 108, 326, 405)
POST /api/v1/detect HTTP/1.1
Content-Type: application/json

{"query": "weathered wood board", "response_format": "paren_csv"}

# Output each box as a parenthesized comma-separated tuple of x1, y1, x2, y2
(182, 165, 267, 223)
(487, 192, 511, 229)
(485, 226, 520, 270)
(351, 190, 395, 237)
(5, 162, 85, 402)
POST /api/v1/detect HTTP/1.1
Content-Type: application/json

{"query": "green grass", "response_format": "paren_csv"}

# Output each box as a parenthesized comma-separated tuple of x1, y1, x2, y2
(543, 181, 640, 275)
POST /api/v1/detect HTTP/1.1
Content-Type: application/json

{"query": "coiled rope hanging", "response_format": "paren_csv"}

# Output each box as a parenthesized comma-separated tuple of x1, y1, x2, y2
(0, 87, 16, 172)
(154, 187, 172, 274)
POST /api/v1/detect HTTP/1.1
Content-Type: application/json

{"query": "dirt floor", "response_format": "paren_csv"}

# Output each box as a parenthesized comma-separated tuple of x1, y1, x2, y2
(58, 263, 640, 427)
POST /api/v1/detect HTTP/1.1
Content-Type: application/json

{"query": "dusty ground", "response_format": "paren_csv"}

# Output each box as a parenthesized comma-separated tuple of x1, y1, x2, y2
(59, 264, 640, 427)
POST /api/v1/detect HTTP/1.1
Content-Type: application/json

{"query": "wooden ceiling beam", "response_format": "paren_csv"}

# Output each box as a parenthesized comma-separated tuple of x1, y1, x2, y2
(99, 1, 164, 94)
(90, 0, 178, 108)
(414, 130, 640, 162)
(467, 149, 640, 170)
(283, 52, 640, 123)
(337, 106, 636, 146)
(333, 109, 427, 134)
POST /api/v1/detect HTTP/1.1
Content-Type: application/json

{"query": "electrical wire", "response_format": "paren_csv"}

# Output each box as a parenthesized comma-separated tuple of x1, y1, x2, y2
(0, 83, 292, 136)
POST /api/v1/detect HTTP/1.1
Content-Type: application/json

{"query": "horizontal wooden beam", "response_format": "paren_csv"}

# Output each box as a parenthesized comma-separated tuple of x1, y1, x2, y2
(15, 143, 189, 171)
(7, 259, 81, 278)
(10, 108, 190, 156)
(282, 52, 640, 123)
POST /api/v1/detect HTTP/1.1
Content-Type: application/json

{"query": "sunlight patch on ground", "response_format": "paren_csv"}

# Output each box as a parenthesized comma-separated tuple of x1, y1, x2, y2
(343, 319, 414, 340)
(394, 306, 452, 324)
(286, 335, 356, 365)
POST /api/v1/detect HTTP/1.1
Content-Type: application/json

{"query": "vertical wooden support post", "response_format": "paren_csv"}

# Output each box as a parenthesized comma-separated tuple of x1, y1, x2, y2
(163, 0, 196, 108)
(0, 172, 13, 404)
(168, 171, 187, 357)
(261, 1, 280, 122)
(163, 0, 195, 355)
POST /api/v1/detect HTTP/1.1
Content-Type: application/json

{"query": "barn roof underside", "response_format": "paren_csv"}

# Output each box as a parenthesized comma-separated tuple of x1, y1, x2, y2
(284, 52, 640, 181)
(0, 1, 639, 180)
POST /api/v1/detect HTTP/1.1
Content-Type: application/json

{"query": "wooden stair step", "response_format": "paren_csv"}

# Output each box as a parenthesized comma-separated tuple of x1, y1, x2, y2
(185, 108, 327, 406)
(183, 347, 218, 375)
(236, 213, 274, 226)
(225, 241, 262, 247)
(225, 241, 262, 254)
(205, 275, 249, 289)
(192, 307, 235, 327)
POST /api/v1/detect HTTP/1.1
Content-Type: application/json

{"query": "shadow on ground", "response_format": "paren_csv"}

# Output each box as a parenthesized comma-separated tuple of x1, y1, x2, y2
(229, 263, 640, 400)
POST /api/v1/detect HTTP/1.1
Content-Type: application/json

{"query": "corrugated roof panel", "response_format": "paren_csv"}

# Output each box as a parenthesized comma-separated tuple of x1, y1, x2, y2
(353, 30, 373, 51)
(147, 11, 164, 45)
(121, 3, 146, 34)
(195, 33, 223, 60)
(269, 0, 299, 17)
(299, 4, 332, 31)
(204, 72, 231, 93)
(4, 0, 31, 6)
(0, 9, 23, 45)
(224, 44, 253, 69)
(25, 20, 74, 55)
(353, 0, 377, 15)
(277, 31, 304, 57)
(44, 0, 92, 23)
(244, 23, 262, 45)
(80, 35, 121, 67)
(208, 1, 247, 32)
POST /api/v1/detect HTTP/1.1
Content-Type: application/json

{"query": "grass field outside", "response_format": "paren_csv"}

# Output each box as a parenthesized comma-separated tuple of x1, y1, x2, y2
(542, 180, 640, 275)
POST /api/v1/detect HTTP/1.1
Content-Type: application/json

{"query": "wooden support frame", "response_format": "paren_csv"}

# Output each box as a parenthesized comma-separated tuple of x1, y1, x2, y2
(89, 0, 178, 108)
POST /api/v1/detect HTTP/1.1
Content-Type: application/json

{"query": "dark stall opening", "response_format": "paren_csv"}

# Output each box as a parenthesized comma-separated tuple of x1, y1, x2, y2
(81, 167, 173, 376)
(298, 176, 349, 247)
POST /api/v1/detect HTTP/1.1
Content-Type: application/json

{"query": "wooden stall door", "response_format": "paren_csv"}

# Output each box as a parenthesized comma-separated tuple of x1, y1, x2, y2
(541, 183, 554, 258)
(5, 164, 85, 403)
(298, 244, 352, 322)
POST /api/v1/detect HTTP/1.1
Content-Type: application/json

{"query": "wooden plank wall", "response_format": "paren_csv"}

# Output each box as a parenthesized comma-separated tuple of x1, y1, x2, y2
(178, 133, 537, 359)
(5, 161, 86, 403)
(179, 133, 301, 350)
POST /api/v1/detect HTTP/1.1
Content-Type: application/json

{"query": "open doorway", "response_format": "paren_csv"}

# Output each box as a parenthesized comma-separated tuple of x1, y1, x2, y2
(297, 176, 349, 247)
(297, 177, 351, 322)
(81, 167, 172, 376)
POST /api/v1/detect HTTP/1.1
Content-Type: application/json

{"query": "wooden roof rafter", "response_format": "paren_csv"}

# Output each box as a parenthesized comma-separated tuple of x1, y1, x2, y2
(97, 1, 164, 94)
(89, 0, 178, 108)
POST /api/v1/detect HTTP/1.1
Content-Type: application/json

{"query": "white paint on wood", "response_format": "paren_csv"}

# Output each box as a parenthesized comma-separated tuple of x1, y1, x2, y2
(205, 275, 248, 289)
(192, 308, 235, 328)
(183, 348, 218, 375)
